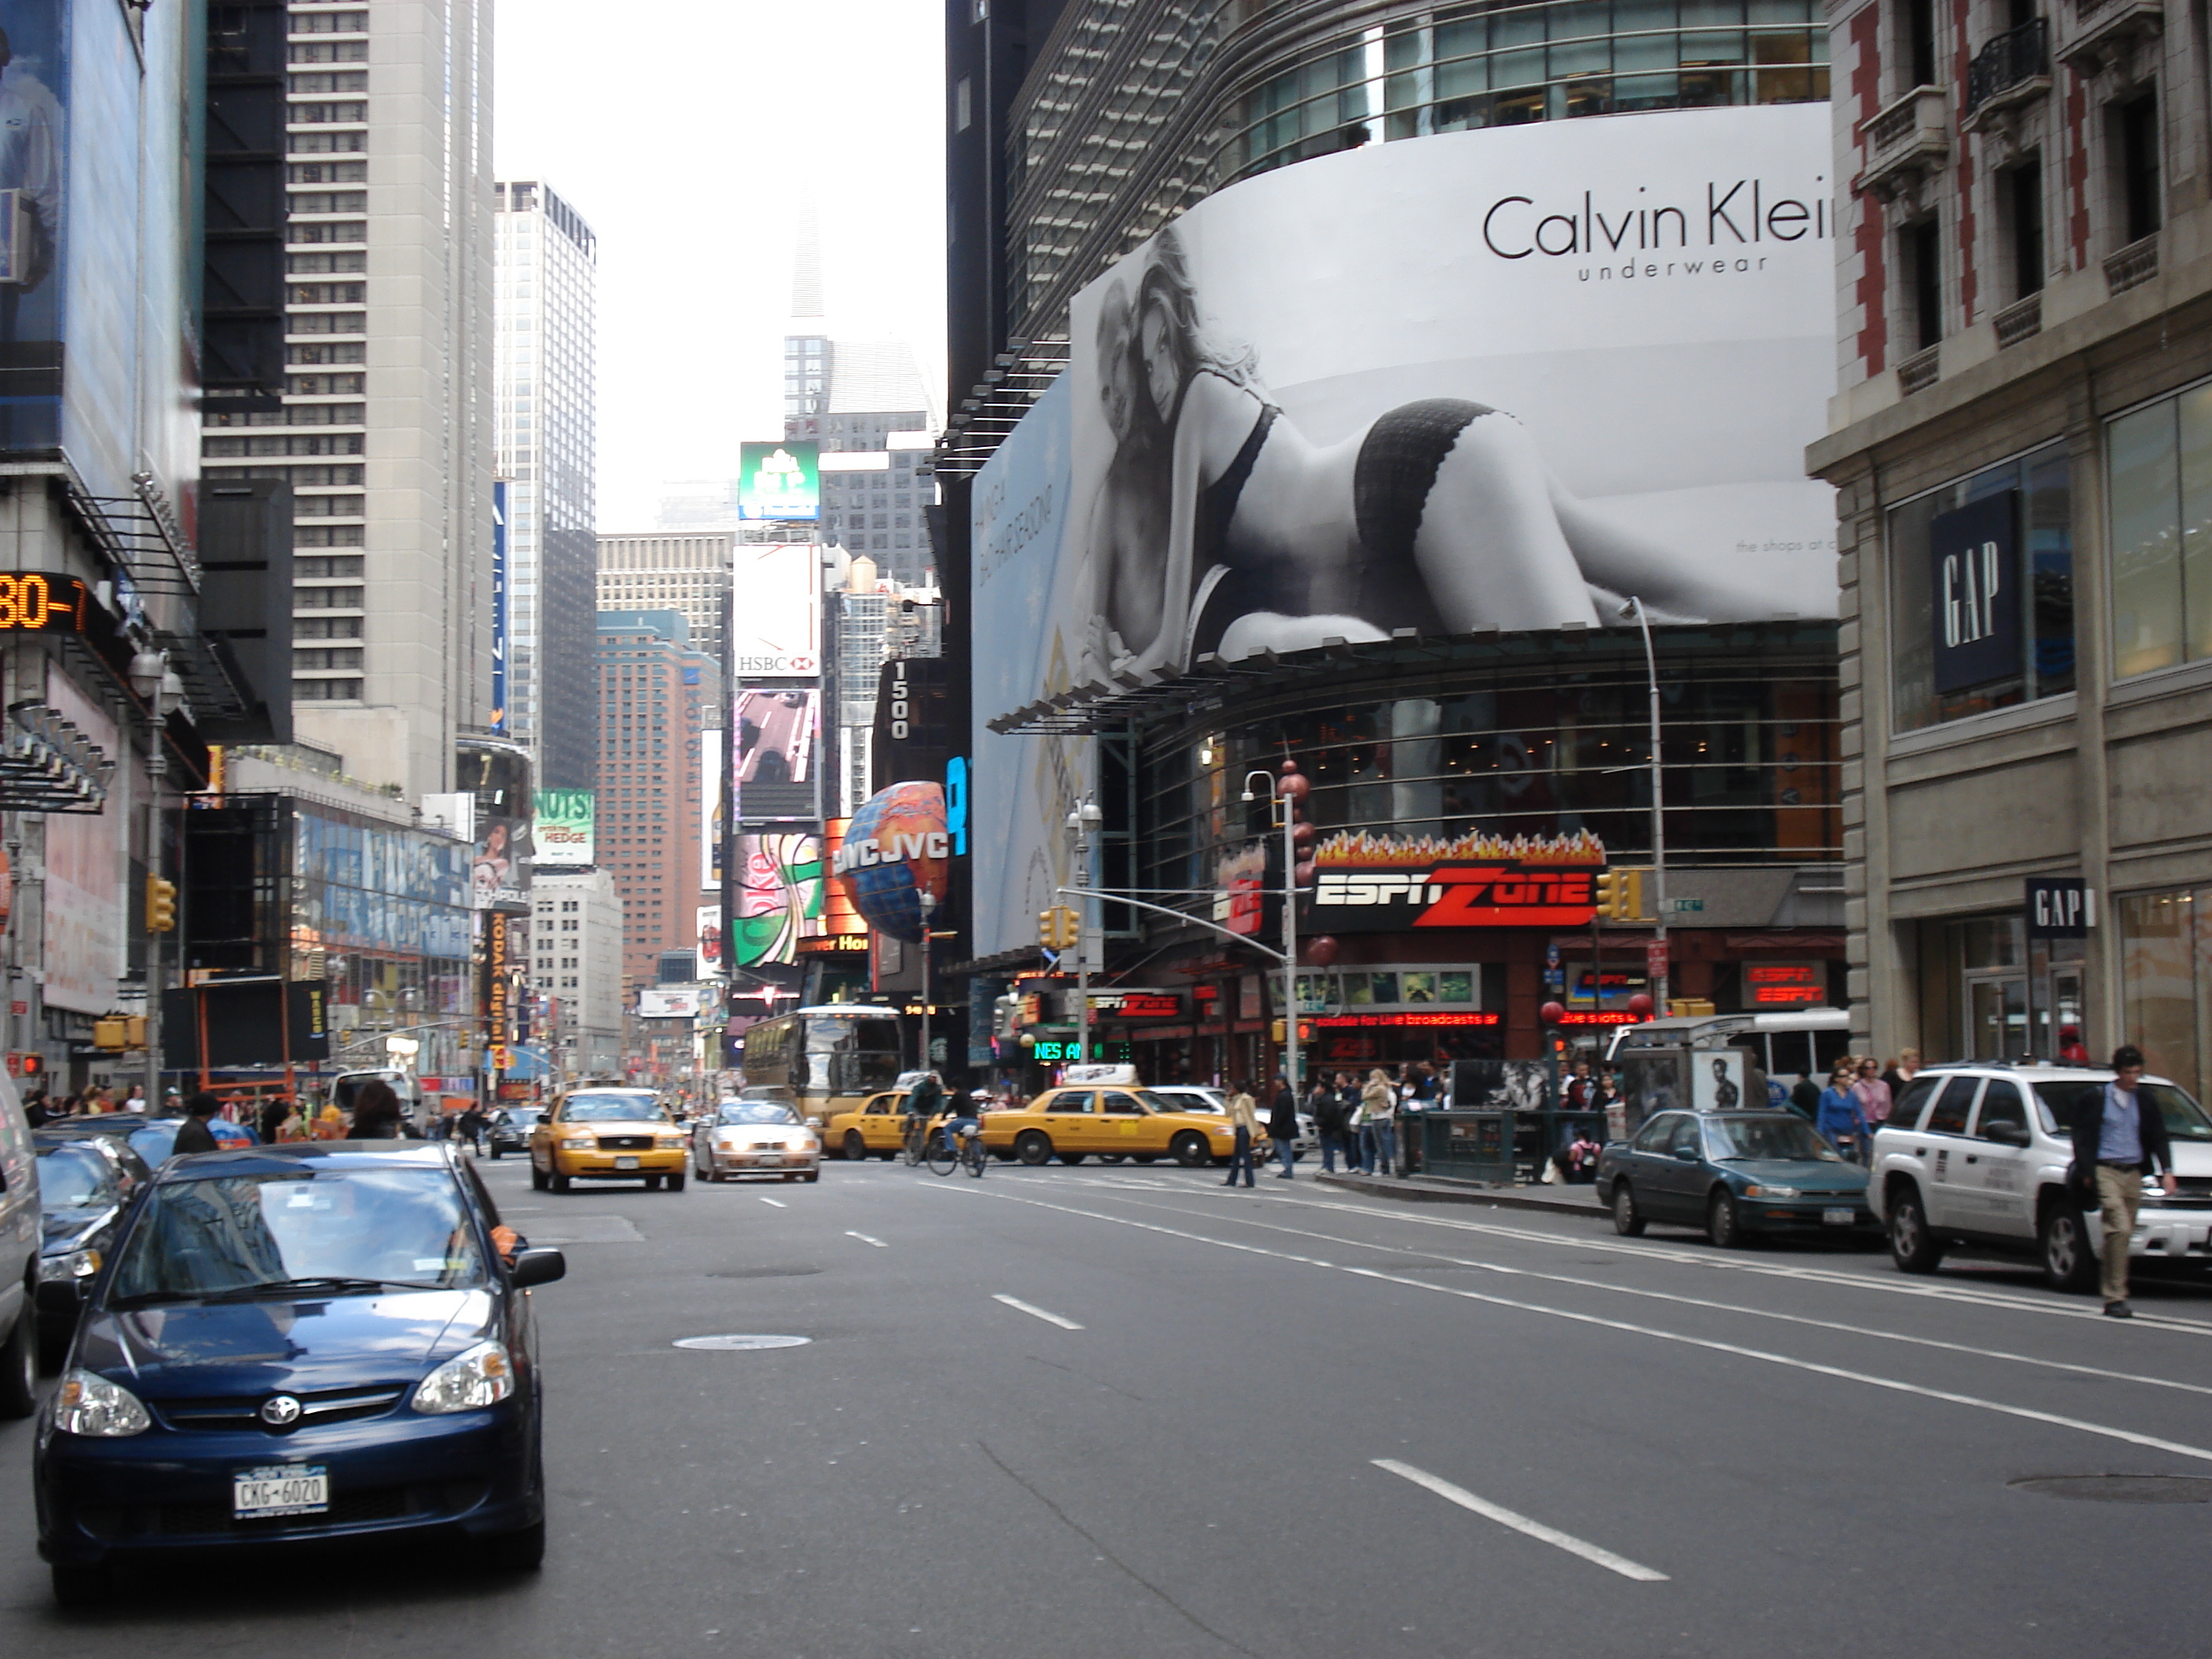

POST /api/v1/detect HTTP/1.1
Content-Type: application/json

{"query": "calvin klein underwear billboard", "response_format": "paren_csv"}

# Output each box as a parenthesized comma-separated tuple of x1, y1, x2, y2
(971, 104, 1837, 958)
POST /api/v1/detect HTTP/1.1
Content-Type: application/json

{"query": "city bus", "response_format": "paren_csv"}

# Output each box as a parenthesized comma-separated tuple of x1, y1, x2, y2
(738, 1005, 906, 1126)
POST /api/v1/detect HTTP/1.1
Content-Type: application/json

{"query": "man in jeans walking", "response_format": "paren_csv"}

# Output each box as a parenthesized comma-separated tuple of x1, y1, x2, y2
(2070, 1046, 2177, 1317)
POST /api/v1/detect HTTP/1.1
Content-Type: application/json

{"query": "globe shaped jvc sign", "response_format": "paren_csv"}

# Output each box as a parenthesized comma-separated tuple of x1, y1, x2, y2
(832, 782, 950, 943)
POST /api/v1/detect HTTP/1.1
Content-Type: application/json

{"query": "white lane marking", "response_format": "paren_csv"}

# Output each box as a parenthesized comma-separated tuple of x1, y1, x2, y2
(1375, 1460, 1668, 1582)
(1261, 1191, 2212, 1337)
(992, 1294, 1085, 1331)
(1081, 1193, 2212, 1401)
(759, 1196, 788, 1208)
(938, 1183, 2212, 1468)
(845, 1230, 888, 1247)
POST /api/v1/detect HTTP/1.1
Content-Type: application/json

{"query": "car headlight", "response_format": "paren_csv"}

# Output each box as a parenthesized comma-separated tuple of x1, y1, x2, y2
(656, 1133, 686, 1148)
(1745, 1184, 1800, 1199)
(559, 1137, 592, 1150)
(52, 1368, 151, 1437)
(38, 1247, 101, 1283)
(412, 1340, 517, 1414)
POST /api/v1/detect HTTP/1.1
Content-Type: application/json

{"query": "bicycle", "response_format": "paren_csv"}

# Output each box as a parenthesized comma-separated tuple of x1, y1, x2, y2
(901, 1114, 929, 1167)
(925, 1120, 987, 1178)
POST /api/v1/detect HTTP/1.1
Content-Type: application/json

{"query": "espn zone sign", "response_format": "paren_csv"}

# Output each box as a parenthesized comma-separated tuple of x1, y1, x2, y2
(1312, 862, 1599, 929)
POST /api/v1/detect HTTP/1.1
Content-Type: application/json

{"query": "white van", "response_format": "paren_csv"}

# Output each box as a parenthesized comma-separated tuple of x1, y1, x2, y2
(0, 1064, 40, 1415)
(1606, 1009, 1854, 1086)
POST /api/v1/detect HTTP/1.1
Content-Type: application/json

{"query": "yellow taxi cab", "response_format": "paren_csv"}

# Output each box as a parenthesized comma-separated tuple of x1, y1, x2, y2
(529, 1084, 689, 1192)
(823, 1089, 913, 1161)
(983, 1086, 1238, 1168)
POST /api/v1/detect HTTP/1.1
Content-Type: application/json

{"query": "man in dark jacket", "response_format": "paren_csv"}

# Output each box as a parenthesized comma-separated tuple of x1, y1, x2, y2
(171, 1092, 225, 1157)
(1267, 1076, 1299, 1180)
(2071, 1046, 2177, 1317)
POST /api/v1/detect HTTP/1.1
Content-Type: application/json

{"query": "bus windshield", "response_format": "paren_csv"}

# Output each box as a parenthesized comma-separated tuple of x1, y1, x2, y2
(803, 1015, 903, 1096)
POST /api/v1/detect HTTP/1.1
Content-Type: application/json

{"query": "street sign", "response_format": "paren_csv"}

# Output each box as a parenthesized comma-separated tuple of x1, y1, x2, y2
(2025, 877, 2094, 939)
(1667, 897, 1704, 914)
(1645, 941, 1670, 981)
(1545, 942, 1561, 968)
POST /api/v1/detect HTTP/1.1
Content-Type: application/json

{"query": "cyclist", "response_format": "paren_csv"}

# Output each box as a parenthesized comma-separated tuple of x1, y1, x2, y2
(939, 1085, 983, 1164)
(903, 1070, 944, 1159)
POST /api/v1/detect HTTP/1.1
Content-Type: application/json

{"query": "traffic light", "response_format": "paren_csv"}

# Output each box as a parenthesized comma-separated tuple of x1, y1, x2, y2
(1593, 867, 1646, 921)
(1593, 868, 1621, 919)
(1038, 906, 1079, 950)
(145, 875, 178, 933)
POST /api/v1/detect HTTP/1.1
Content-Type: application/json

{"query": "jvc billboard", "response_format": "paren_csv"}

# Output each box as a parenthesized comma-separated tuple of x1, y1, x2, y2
(971, 105, 1839, 958)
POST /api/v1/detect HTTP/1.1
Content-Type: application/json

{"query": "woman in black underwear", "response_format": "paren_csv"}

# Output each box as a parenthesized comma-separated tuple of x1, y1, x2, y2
(1085, 225, 1804, 679)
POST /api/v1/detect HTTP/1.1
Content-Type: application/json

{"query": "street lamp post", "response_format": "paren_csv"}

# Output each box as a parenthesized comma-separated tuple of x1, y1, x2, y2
(1064, 799, 1103, 1064)
(917, 888, 936, 1075)
(1240, 770, 1301, 1097)
(1618, 598, 1670, 1014)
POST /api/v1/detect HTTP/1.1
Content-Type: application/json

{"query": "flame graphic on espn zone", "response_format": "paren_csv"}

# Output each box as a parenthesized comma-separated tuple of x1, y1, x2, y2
(1311, 829, 1606, 928)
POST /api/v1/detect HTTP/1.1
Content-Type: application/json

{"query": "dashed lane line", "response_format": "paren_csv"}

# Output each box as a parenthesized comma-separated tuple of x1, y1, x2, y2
(1375, 1460, 1668, 1582)
(992, 1294, 1085, 1331)
(845, 1229, 888, 1247)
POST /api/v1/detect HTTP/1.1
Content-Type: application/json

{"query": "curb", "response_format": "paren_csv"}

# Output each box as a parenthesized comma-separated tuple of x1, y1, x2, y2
(1313, 1171, 1607, 1218)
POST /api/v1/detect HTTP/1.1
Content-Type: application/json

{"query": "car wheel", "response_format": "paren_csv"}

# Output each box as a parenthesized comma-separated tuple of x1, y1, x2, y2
(1099, 1154, 1127, 1165)
(1610, 1181, 1646, 1237)
(1888, 1188, 1944, 1273)
(667, 1172, 686, 1193)
(50, 1563, 108, 1608)
(804, 1170, 820, 1183)
(843, 1130, 867, 1162)
(0, 1303, 36, 1419)
(1015, 1130, 1052, 1166)
(2039, 1199, 2099, 1294)
(489, 1146, 502, 1160)
(530, 1162, 548, 1192)
(1170, 1132, 1210, 1169)
(482, 1518, 546, 1572)
(782, 1172, 798, 1182)
(1707, 1189, 1745, 1249)
(550, 1170, 571, 1194)
(645, 1174, 663, 1192)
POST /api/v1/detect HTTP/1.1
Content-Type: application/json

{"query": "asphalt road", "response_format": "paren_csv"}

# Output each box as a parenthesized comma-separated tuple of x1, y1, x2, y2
(4, 1152, 2210, 1657)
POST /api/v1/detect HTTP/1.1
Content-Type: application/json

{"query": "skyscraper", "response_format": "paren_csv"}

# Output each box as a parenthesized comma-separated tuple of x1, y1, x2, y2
(595, 612, 721, 995)
(495, 180, 599, 789)
(597, 534, 734, 668)
(202, 0, 496, 800)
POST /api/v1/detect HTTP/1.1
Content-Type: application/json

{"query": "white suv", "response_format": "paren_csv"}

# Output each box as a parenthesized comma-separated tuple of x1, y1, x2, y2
(1867, 1062, 2212, 1290)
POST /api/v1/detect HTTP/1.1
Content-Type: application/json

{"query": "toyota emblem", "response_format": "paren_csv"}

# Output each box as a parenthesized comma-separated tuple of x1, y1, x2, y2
(259, 1394, 303, 1427)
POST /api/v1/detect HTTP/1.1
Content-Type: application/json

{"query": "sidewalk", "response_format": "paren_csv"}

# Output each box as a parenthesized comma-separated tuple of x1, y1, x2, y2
(1312, 1168, 1608, 1219)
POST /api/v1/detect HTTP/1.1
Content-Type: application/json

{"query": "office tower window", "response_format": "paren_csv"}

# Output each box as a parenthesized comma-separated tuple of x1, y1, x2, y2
(2115, 90, 2161, 244)
(1901, 217, 1941, 352)
(2006, 157, 2044, 299)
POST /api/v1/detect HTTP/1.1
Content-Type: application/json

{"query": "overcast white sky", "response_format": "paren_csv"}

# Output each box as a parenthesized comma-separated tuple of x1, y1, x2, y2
(494, 0, 947, 530)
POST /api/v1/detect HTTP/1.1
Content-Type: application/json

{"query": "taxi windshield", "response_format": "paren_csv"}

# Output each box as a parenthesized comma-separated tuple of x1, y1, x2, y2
(109, 1166, 486, 1304)
(561, 1093, 663, 1122)
(718, 1102, 799, 1125)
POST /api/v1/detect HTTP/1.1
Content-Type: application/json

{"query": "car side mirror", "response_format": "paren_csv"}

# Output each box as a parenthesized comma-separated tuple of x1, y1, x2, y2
(1674, 1144, 1701, 1161)
(1983, 1120, 2030, 1147)
(510, 1247, 566, 1289)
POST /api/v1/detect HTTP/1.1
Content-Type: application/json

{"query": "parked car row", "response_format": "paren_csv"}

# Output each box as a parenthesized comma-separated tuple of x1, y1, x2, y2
(1591, 1060, 2212, 1295)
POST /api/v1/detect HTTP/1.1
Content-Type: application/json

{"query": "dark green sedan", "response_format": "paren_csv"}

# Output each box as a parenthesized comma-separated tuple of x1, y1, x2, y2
(1598, 1110, 1875, 1247)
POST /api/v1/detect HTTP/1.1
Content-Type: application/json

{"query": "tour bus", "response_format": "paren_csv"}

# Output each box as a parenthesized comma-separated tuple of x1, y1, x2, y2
(738, 1005, 906, 1127)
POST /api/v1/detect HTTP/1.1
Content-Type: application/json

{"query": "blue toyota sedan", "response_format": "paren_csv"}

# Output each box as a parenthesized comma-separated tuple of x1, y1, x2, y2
(33, 1142, 564, 1605)
(1597, 1109, 1875, 1247)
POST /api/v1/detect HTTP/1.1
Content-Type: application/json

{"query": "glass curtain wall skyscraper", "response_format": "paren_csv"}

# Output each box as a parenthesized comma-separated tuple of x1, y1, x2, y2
(496, 180, 600, 789)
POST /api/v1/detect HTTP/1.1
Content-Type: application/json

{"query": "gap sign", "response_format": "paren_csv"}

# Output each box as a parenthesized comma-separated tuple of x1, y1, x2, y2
(2025, 877, 2095, 940)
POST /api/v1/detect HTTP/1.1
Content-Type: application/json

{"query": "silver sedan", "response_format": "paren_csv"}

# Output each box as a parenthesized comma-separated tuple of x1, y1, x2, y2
(691, 1100, 822, 1183)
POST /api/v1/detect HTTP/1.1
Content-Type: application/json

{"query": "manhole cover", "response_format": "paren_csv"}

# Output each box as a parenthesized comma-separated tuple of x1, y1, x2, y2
(672, 1334, 812, 1352)
(2010, 1474, 2212, 1504)
(707, 1267, 822, 1279)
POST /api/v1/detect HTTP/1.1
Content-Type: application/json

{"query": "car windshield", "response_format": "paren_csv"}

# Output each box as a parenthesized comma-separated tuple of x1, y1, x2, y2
(718, 1102, 799, 1125)
(109, 1166, 486, 1304)
(561, 1093, 662, 1122)
(1704, 1114, 1843, 1163)
(2031, 1079, 2212, 1141)
(35, 1145, 115, 1210)
(1143, 1091, 1214, 1112)
(500, 1108, 543, 1128)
